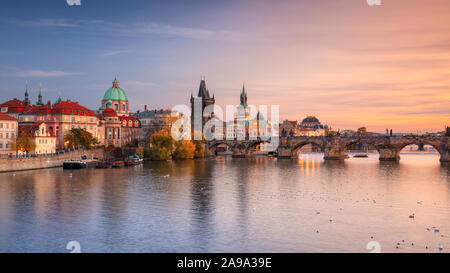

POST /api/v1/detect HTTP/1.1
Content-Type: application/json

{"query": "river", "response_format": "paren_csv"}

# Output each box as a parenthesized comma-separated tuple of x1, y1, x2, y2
(0, 153, 449, 253)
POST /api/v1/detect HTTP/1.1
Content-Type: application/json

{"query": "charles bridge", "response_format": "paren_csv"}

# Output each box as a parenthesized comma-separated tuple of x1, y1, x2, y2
(206, 135, 450, 162)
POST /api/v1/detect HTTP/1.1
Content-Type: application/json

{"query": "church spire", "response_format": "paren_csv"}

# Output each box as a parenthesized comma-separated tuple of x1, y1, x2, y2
(197, 77, 209, 98)
(54, 91, 62, 105)
(24, 80, 31, 105)
(240, 83, 248, 107)
(36, 83, 43, 106)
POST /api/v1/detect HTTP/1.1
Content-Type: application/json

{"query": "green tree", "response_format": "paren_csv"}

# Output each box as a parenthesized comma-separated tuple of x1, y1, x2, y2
(65, 128, 98, 149)
(148, 130, 174, 161)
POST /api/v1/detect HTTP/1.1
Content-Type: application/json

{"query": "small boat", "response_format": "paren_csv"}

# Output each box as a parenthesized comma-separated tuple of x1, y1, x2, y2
(63, 160, 87, 169)
(267, 151, 278, 157)
(112, 161, 125, 168)
(96, 161, 111, 169)
(354, 154, 369, 158)
(125, 155, 144, 166)
(64, 156, 99, 169)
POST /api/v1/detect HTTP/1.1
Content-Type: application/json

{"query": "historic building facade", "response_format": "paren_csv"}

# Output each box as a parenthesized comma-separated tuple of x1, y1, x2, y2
(97, 79, 141, 147)
(190, 78, 215, 135)
(0, 78, 141, 151)
(18, 122, 56, 155)
(210, 85, 271, 140)
(133, 108, 180, 145)
(0, 113, 18, 156)
(280, 116, 328, 137)
(19, 99, 100, 149)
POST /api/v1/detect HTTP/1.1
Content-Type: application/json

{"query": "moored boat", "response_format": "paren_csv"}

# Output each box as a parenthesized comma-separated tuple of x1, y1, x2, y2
(112, 161, 125, 168)
(125, 155, 144, 166)
(63, 161, 87, 169)
(96, 161, 111, 169)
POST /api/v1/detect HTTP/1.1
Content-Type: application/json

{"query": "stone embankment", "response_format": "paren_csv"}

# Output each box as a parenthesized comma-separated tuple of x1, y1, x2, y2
(0, 148, 104, 173)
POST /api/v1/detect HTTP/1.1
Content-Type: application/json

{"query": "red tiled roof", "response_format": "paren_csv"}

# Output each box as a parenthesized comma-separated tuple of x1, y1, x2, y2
(21, 100, 97, 116)
(102, 108, 118, 117)
(119, 116, 138, 121)
(52, 100, 96, 116)
(0, 99, 32, 113)
(23, 104, 52, 115)
(0, 112, 18, 121)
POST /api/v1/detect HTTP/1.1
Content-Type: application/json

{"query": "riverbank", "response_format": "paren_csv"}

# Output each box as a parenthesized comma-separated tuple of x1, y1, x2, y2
(0, 148, 104, 173)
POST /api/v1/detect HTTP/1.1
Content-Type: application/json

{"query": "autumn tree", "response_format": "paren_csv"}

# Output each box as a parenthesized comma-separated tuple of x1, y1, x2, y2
(192, 130, 206, 158)
(172, 140, 196, 159)
(10, 132, 36, 156)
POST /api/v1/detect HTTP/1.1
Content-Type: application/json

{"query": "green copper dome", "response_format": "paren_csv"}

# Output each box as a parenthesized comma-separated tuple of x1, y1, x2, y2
(102, 78, 128, 102)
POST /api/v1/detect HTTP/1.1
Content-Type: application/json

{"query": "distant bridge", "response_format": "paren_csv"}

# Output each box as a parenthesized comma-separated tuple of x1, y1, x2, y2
(207, 135, 449, 162)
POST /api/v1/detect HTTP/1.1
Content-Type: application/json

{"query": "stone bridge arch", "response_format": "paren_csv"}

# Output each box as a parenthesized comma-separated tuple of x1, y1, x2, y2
(244, 140, 272, 156)
(391, 137, 448, 162)
(290, 141, 325, 158)
(207, 141, 235, 156)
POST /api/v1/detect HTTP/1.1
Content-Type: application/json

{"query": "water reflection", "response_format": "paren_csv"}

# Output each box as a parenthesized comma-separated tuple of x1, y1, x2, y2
(0, 154, 449, 253)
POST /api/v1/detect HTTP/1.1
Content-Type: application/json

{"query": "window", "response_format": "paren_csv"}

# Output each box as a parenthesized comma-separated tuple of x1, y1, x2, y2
(0, 143, 2, 149)
(5, 143, 8, 149)
(122, 104, 126, 112)
(115, 104, 119, 111)
(72, 117, 75, 122)
(0, 133, 2, 138)
(5, 123, 8, 129)
(5, 133, 8, 139)
(11, 123, 15, 129)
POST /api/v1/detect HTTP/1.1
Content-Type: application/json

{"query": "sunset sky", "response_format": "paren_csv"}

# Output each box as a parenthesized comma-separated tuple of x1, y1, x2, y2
(0, 0, 449, 133)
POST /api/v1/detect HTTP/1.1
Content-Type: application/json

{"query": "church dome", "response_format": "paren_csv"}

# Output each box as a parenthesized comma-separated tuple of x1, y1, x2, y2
(102, 78, 128, 102)
(302, 116, 320, 123)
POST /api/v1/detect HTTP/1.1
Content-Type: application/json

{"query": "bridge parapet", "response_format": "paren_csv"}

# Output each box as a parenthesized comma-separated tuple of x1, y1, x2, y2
(206, 135, 449, 162)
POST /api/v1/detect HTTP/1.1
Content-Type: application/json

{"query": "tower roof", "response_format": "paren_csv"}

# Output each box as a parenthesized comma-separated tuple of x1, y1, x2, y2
(197, 79, 209, 98)
(240, 84, 248, 107)
(103, 78, 128, 102)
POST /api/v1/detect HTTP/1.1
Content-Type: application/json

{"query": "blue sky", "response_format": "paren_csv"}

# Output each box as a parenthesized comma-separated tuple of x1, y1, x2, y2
(0, 0, 249, 109)
(0, 0, 449, 132)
